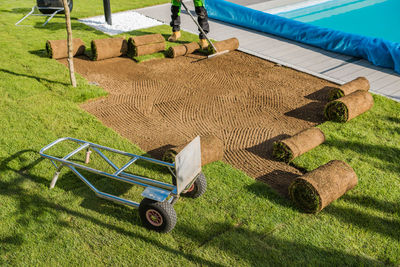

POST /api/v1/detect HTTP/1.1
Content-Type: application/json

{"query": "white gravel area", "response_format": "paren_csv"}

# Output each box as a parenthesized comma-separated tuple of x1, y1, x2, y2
(79, 10, 164, 35)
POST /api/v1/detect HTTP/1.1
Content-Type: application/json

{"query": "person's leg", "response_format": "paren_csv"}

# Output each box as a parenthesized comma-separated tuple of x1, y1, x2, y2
(169, 0, 182, 41)
(193, 0, 210, 47)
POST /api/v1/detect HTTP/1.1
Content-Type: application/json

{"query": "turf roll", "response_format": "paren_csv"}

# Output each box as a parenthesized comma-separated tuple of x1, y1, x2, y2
(128, 33, 164, 46)
(208, 38, 239, 54)
(273, 127, 325, 163)
(133, 42, 166, 57)
(46, 39, 85, 59)
(91, 37, 128, 61)
(289, 160, 358, 213)
(324, 90, 374, 122)
(128, 34, 166, 57)
(329, 77, 370, 101)
(163, 135, 224, 166)
(166, 42, 200, 58)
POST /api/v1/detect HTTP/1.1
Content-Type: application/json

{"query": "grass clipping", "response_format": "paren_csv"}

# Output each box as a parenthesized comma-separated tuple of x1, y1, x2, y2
(329, 77, 370, 101)
(289, 160, 358, 213)
(163, 135, 224, 166)
(324, 90, 374, 122)
(273, 127, 325, 163)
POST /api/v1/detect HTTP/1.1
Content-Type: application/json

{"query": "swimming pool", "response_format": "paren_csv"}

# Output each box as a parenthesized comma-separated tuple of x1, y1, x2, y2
(278, 0, 400, 44)
(206, 0, 400, 73)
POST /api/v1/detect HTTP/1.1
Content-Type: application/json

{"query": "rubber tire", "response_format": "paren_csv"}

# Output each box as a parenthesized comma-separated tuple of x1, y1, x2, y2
(181, 172, 207, 199)
(139, 198, 177, 233)
(37, 0, 73, 14)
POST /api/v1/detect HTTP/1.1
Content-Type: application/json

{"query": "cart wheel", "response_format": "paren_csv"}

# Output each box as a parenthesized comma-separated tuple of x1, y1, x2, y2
(139, 198, 177, 233)
(182, 172, 207, 199)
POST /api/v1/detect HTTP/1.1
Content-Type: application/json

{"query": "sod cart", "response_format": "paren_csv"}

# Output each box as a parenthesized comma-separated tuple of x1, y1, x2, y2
(39, 136, 206, 233)
(16, 0, 73, 26)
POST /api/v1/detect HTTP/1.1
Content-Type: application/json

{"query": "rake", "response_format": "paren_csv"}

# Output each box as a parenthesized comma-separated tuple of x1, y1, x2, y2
(181, 2, 229, 58)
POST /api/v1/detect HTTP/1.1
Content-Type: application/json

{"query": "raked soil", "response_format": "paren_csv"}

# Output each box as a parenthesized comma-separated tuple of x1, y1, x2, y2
(59, 51, 335, 196)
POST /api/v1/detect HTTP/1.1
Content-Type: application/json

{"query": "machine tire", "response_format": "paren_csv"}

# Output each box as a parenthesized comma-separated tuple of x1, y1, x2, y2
(37, 0, 73, 14)
(181, 172, 207, 199)
(139, 198, 177, 233)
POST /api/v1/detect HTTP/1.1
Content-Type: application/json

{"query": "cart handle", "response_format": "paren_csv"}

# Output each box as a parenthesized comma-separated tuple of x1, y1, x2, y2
(40, 137, 175, 168)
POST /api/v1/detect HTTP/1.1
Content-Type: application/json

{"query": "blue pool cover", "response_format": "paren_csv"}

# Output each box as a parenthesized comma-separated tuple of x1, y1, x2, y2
(205, 0, 400, 74)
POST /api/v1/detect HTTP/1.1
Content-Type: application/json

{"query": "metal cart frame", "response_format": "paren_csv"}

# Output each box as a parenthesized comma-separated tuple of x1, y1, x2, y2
(15, 6, 64, 26)
(40, 137, 203, 232)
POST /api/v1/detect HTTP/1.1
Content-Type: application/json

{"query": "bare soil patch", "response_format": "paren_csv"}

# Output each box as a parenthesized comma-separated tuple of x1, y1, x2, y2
(59, 51, 335, 196)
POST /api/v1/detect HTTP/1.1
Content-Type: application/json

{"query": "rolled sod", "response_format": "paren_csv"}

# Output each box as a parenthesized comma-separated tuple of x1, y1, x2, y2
(324, 90, 374, 122)
(46, 39, 85, 59)
(208, 38, 239, 54)
(273, 127, 325, 163)
(91, 37, 128, 61)
(289, 160, 358, 213)
(128, 34, 166, 57)
(329, 77, 370, 101)
(163, 135, 224, 166)
(166, 42, 200, 58)
(128, 33, 164, 46)
(133, 42, 166, 57)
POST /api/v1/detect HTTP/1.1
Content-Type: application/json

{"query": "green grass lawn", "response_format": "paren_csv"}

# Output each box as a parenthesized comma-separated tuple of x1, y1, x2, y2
(1, 0, 399, 266)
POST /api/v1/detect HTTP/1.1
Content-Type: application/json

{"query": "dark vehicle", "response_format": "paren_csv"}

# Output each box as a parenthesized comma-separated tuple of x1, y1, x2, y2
(36, 0, 73, 14)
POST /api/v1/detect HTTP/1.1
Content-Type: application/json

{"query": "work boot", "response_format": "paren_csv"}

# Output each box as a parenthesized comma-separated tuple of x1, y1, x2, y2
(199, 39, 209, 49)
(168, 31, 181, 42)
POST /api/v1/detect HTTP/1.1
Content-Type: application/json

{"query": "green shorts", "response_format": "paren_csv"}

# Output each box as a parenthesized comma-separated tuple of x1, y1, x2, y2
(171, 0, 204, 8)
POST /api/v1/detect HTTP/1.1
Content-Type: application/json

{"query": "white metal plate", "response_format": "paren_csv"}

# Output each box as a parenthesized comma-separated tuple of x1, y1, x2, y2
(175, 136, 202, 194)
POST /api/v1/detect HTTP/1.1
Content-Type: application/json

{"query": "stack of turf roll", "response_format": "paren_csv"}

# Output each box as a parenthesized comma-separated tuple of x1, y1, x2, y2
(208, 37, 239, 54)
(289, 160, 358, 213)
(128, 33, 165, 57)
(91, 37, 128, 61)
(329, 77, 370, 100)
(273, 127, 325, 163)
(166, 42, 200, 58)
(324, 90, 374, 122)
(163, 135, 224, 166)
(46, 39, 85, 59)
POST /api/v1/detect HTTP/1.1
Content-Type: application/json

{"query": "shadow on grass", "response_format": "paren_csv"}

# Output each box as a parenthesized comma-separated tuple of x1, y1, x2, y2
(0, 150, 395, 265)
(245, 180, 293, 209)
(29, 49, 48, 58)
(32, 20, 108, 35)
(0, 68, 69, 86)
(256, 170, 299, 197)
(324, 139, 400, 174)
(0, 149, 139, 224)
(175, 221, 383, 266)
(0, 234, 24, 254)
(385, 116, 400, 124)
(383, 116, 400, 134)
(341, 194, 399, 215)
(325, 205, 400, 242)
(0, 7, 32, 14)
(0, 150, 223, 266)
(0, 147, 172, 217)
